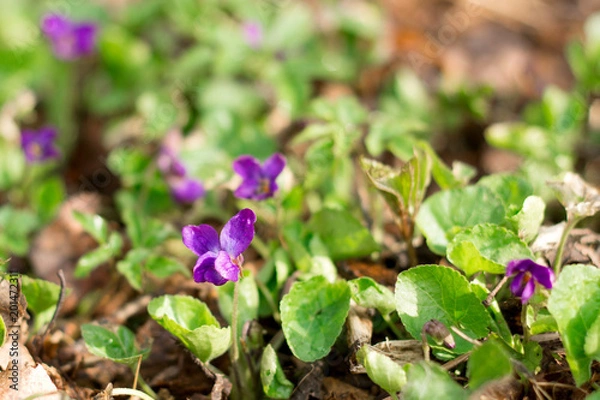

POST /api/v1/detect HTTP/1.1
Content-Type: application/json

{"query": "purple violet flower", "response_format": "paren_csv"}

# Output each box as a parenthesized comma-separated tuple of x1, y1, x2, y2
(21, 127, 60, 163)
(506, 259, 555, 303)
(157, 147, 205, 204)
(169, 176, 206, 204)
(243, 22, 263, 49)
(233, 153, 285, 201)
(41, 14, 97, 60)
(182, 208, 256, 286)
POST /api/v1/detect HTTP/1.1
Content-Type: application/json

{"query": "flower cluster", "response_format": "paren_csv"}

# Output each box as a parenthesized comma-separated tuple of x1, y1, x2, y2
(233, 153, 285, 201)
(21, 127, 60, 163)
(41, 14, 97, 60)
(182, 208, 256, 285)
(506, 259, 555, 303)
(157, 148, 205, 204)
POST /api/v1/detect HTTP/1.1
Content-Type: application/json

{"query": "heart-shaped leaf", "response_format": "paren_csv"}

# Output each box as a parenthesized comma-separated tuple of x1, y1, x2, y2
(280, 276, 351, 362)
(81, 324, 150, 365)
(548, 264, 600, 385)
(148, 295, 230, 363)
(447, 223, 533, 277)
(395, 265, 490, 354)
(416, 186, 505, 255)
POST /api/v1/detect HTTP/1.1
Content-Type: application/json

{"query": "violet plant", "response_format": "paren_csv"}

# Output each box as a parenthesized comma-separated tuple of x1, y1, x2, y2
(3, 3, 600, 400)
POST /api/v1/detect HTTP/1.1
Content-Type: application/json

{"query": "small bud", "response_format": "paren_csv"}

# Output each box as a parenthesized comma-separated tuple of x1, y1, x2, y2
(422, 319, 455, 349)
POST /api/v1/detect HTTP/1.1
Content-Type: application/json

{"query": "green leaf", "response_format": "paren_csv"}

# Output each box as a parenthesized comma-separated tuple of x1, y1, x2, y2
(447, 223, 533, 277)
(415, 186, 505, 255)
(357, 346, 407, 396)
(585, 314, 600, 360)
(402, 362, 468, 400)
(0, 206, 39, 256)
(20, 276, 61, 333)
(307, 208, 379, 261)
(467, 340, 513, 390)
(116, 248, 151, 291)
(145, 255, 190, 278)
(72, 211, 109, 244)
(75, 245, 115, 278)
(30, 176, 65, 222)
(395, 265, 490, 354)
(148, 295, 230, 363)
(477, 174, 532, 216)
(280, 276, 351, 362)
(348, 277, 396, 316)
(81, 324, 150, 365)
(217, 272, 259, 336)
(260, 344, 294, 399)
(417, 141, 473, 189)
(512, 196, 545, 243)
(548, 264, 600, 385)
(360, 150, 431, 221)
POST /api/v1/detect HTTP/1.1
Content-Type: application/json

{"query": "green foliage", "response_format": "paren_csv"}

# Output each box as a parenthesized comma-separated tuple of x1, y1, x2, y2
(307, 208, 379, 261)
(395, 265, 490, 354)
(217, 272, 259, 336)
(260, 344, 294, 399)
(148, 295, 231, 363)
(280, 276, 351, 362)
(416, 186, 505, 255)
(402, 362, 468, 400)
(467, 340, 513, 390)
(348, 277, 395, 316)
(548, 264, 600, 385)
(81, 324, 150, 365)
(357, 346, 408, 396)
(447, 223, 533, 277)
(20, 275, 61, 333)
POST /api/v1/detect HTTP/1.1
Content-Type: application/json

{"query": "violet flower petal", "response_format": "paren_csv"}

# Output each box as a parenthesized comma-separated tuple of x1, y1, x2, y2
(528, 262, 555, 289)
(41, 14, 71, 38)
(234, 179, 260, 199)
(215, 251, 240, 282)
(193, 253, 228, 285)
(510, 271, 526, 297)
(220, 208, 256, 257)
(171, 178, 205, 204)
(520, 279, 536, 303)
(262, 153, 286, 179)
(182, 225, 220, 256)
(233, 156, 262, 180)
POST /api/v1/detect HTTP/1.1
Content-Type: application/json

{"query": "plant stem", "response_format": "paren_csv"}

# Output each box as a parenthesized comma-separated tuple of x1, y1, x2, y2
(128, 370, 158, 399)
(232, 279, 240, 362)
(521, 303, 530, 343)
(382, 314, 404, 338)
(554, 217, 581, 275)
(111, 388, 156, 400)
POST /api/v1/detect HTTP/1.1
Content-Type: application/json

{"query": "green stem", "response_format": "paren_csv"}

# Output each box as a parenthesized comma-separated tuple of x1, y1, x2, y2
(111, 388, 156, 400)
(521, 303, 530, 343)
(128, 369, 158, 399)
(382, 314, 404, 339)
(232, 279, 240, 362)
(255, 278, 280, 322)
(554, 217, 581, 275)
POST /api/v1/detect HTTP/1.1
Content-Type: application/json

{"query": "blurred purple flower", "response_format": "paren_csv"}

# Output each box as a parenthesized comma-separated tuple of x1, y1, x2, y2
(182, 208, 256, 286)
(169, 176, 205, 204)
(157, 147, 204, 204)
(41, 14, 97, 60)
(506, 259, 555, 303)
(233, 153, 285, 201)
(21, 127, 60, 163)
(243, 21, 263, 48)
